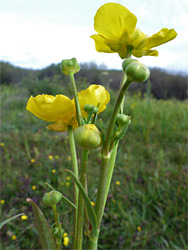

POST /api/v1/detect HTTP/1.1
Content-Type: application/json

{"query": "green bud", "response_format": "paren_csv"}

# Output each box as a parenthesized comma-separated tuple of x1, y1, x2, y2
(43, 191, 63, 206)
(74, 124, 102, 150)
(84, 104, 98, 114)
(116, 114, 130, 127)
(122, 58, 150, 82)
(60, 58, 80, 75)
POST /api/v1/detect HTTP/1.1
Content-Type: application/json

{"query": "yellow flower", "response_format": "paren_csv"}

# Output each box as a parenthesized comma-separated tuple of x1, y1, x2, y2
(48, 155, 53, 160)
(67, 156, 71, 161)
(63, 236, 69, 246)
(0, 200, 5, 204)
(52, 169, 56, 174)
(55, 155, 59, 159)
(137, 226, 142, 232)
(90, 201, 95, 207)
(66, 182, 70, 187)
(32, 185, 36, 190)
(77, 85, 110, 118)
(11, 235, 17, 240)
(66, 176, 70, 181)
(26, 85, 110, 132)
(0, 142, 5, 147)
(21, 215, 28, 220)
(116, 181, 120, 186)
(63, 232, 68, 237)
(30, 159, 35, 163)
(91, 3, 177, 59)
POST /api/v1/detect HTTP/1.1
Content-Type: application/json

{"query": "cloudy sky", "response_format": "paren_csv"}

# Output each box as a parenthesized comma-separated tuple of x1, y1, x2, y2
(1, 0, 188, 72)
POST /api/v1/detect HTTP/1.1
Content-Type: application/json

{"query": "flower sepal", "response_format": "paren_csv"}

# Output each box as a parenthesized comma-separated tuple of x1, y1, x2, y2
(122, 58, 150, 82)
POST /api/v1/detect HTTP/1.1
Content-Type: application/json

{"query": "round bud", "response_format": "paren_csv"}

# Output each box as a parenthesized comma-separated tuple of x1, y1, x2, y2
(84, 104, 94, 114)
(60, 58, 80, 75)
(84, 104, 98, 114)
(43, 191, 62, 206)
(116, 114, 130, 126)
(122, 58, 150, 82)
(74, 124, 102, 150)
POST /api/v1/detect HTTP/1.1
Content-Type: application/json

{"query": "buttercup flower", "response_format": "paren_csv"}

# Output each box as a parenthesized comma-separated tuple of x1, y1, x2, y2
(11, 235, 17, 240)
(77, 85, 110, 118)
(26, 85, 110, 132)
(30, 159, 35, 163)
(63, 236, 69, 246)
(48, 155, 53, 160)
(26, 94, 76, 132)
(91, 3, 177, 59)
(21, 215, 28, 220)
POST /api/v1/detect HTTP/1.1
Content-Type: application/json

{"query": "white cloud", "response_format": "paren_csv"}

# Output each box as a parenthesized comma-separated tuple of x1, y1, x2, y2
(0, 0, 187, 72)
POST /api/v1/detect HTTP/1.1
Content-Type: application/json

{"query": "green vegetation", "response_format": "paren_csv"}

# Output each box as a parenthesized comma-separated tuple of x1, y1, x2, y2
(1, 61, 187, 100)
(0, 70, 187, 249)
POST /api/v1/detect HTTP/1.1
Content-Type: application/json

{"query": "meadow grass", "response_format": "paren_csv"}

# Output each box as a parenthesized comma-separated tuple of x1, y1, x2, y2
(0, 83, 187, 249)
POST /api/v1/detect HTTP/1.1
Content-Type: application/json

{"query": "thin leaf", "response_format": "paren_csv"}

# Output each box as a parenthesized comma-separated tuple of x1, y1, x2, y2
(65, 169, 98, 238)
(27, 198, 57, 250)
(0, 213, 24, 230)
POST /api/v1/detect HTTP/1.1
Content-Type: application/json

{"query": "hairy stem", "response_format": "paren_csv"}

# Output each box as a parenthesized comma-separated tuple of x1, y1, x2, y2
(68, 126, 79, 249)
(75, 149, 89, 250)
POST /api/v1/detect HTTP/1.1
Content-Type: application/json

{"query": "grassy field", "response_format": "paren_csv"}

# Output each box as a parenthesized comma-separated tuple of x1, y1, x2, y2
(0, 82, 187, 250)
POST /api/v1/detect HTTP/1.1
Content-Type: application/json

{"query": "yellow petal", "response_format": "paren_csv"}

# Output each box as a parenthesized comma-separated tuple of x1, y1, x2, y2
(26, 94, 75, 122)
(94, 3, 137, 39)
(132, 49, 158, 57)
(144, 28, 178, 49)
(128, 28, 148, 49)
(118, 45, 128, 59)
(47, 120, 68, 132)
(90, 34, 115, 53)
(77, 85, 110, 117)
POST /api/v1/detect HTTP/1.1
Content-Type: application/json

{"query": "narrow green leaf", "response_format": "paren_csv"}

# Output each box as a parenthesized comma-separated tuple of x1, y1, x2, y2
(65, 169, 98, 238)
(27, 198, 57, 250)
(0, 213, 24, 230)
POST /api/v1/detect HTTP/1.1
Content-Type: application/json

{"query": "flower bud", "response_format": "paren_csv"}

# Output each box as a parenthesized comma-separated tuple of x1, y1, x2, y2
(116, 114, 130, 127)
(74, 124, 102, 150)
(43, 191, 62, 206)
(60, 58, 80, 75)
(122, 58, 150, 82)
(84, 104, 98, 114)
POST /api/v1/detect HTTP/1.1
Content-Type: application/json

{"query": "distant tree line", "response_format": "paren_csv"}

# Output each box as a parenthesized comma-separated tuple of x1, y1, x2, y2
(0, 61, 187, 100)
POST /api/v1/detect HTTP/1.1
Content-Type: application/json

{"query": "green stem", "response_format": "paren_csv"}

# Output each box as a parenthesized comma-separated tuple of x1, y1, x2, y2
(87, 236, 98, 250)
(87, 146, 119, 249)
(103, 79, 131, 156)
(120, 72, 127, 114)
(52, 205, 61, 250)
(52, 205, 58, 226)
(68, 126, 79, 249)
(75, 149, 89, 250)
(93, 79, 132, 249)
(104, 143, 118, 202)
(69, 73, 82, 126)
(95, 155, 111, 228)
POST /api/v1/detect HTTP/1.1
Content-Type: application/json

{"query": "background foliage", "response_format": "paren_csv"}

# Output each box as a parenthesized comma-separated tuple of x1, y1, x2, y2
(0, 61, 187, 249)
(1, 61, 187, 100)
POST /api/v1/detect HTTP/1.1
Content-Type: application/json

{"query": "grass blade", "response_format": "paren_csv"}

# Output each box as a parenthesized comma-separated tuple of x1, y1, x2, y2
(0, 213, 24, 230)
